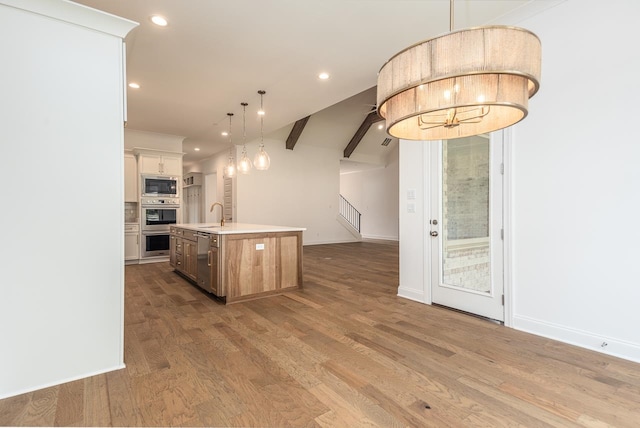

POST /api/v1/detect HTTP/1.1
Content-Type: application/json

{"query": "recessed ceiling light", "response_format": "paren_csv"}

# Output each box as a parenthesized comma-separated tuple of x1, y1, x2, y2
(318, 72, 330, 80)
(128, 82, 140, 89)
(221, 131, 228, 136)
(377, 124, 384, 130)
(194, 147, 200, 151)
(150, 15, 168, 26)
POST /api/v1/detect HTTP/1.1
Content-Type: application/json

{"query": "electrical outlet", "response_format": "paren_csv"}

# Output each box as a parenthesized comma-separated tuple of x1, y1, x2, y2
(256, 243, 265, 250)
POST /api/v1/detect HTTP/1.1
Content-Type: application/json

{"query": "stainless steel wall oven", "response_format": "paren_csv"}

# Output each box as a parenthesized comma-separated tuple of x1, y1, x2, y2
(141, 197, 179, 257)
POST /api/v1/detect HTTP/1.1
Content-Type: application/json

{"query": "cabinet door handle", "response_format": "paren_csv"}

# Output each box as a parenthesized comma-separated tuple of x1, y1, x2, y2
(207, 250, 212, 267)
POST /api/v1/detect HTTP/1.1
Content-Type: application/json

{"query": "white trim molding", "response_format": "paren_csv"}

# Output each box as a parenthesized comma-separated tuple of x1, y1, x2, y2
(513, 315, 640, 364)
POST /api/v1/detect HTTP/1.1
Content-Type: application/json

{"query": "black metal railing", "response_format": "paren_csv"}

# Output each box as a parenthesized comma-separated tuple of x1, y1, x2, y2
(339, 194, 361, 233)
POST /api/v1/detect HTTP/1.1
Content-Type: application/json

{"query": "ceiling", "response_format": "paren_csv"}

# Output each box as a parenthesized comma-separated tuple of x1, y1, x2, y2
(74, 0, 564, 168)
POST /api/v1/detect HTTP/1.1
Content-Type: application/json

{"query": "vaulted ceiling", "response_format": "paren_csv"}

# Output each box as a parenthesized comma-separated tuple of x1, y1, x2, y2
(74, 0, 565, 167)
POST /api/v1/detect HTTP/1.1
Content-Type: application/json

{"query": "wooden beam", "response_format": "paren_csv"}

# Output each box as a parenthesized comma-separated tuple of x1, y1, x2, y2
(343, 109, 384, 158)
(285, 115, 310, 150)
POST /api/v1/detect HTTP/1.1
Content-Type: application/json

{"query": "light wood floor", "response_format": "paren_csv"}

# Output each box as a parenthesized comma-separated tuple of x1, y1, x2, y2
(2, 241, 639, 427)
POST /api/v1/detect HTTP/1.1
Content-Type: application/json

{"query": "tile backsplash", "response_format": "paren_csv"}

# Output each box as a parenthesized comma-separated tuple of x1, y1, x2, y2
(125, 202, 138, 223)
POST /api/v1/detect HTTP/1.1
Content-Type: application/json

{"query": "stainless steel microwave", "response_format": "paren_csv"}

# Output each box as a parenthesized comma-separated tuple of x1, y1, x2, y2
(142, 175, 178, 197)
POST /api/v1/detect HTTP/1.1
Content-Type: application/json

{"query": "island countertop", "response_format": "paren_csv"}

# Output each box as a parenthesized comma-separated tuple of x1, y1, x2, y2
(172, 222, 306, 235)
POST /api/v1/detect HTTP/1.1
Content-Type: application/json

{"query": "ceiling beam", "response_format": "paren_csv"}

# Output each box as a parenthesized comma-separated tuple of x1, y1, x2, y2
(343, 109, 384, 158)
(286, 115, 310, 150)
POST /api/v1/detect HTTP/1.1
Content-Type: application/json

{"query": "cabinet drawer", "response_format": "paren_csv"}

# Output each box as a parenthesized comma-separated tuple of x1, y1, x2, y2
(125, 223, 139, 233)
(173, 236, 183, 253)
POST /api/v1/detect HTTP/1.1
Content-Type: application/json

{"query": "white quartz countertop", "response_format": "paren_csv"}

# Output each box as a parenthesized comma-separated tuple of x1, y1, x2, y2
(173, 222, 306, 235)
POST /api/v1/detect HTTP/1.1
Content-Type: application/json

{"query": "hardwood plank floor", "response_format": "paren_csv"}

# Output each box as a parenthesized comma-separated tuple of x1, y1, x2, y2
(2, 241, 639, 426)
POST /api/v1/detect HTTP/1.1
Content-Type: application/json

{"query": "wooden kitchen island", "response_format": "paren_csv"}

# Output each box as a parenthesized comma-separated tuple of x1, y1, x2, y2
(170, 223, 305, 304)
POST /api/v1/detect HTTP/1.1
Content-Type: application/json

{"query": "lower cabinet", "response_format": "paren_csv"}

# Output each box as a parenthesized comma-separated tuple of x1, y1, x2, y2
(125, 223, 139, 261)
(170, 233, 182, 269)
(183, 237, 197, 280)
(170, 227, 198, 281)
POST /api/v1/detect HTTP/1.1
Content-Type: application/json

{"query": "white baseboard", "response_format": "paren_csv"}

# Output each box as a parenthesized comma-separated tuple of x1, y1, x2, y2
(303, 238, 359, 246)
(397, 287, 426, 303)
(0, 363, 126, 400)
(513, 315, 640, 364)
(361, 234, 399, 241)
(138, 256, 169, 264)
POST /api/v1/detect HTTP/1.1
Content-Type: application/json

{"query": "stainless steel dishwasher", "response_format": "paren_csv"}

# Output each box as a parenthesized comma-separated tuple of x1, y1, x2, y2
(196, 232, 211, 292)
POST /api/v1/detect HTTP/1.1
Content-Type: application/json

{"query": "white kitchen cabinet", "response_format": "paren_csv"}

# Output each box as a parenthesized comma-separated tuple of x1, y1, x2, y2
(124, 223, 139, 261)
(139, 153, 182, 176)
(124, 153, 137, 202)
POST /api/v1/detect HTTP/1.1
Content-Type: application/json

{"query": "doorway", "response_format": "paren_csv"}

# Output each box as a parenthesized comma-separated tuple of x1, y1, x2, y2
(204, 173, 217, 223)
(429, 132, 504, 321)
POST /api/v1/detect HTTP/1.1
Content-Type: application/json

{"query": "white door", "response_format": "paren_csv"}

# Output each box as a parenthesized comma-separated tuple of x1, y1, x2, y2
(430, 132, 504, 321)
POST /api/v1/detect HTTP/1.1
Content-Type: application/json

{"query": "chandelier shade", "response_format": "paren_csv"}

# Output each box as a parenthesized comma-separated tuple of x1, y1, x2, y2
(377, 26, 541, 140)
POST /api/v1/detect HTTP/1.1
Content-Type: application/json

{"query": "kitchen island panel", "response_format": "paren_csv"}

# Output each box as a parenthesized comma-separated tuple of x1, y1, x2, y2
(280, 235, 301, 288)
(224, 231, 303, 304)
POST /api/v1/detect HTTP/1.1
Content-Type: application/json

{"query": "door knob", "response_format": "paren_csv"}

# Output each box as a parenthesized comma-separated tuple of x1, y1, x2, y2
(430, 231, 438, 237)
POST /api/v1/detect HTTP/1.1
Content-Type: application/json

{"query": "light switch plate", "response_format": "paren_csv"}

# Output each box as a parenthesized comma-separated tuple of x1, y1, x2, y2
(407, 203, 416, 213)
(407, 189, 416, 200)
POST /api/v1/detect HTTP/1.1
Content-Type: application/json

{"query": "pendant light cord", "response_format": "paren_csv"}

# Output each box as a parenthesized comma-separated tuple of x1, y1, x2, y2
(241, 102, 248, 149)
(259, 91, 265, 144)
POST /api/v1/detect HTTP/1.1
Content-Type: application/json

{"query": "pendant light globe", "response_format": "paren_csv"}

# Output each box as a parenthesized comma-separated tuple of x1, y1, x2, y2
(254, 90, 270, 170)
(237, 102, 252, 174)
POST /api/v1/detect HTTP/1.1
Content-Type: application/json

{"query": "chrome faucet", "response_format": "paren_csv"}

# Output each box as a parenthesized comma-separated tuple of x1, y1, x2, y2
(209, 202, 225, 226)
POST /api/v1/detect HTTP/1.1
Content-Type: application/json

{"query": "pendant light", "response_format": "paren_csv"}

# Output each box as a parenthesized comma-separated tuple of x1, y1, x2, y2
(224, 113, 236, 178)
(376, 0, 541, 141)
(254, 90, 271, 170)
(237, 102, 252, 174)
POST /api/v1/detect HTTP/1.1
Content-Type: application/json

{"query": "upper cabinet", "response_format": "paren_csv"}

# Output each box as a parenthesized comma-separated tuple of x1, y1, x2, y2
(124, 152, 137, 202)
(133, 148, 183, 176)
(138, 151, 182, 176)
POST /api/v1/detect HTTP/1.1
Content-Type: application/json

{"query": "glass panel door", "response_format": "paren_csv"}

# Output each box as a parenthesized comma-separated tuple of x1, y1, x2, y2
(430, 132, 504, 321)
(442, 136, 491, 294)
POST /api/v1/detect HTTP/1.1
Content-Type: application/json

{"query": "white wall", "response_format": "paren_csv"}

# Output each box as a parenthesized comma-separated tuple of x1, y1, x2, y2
(398, 0, 640, 362)
(340, 147, 400, 240)
(236, 131, 357, 245)
(509, 0, 640, 361)
(398, 141, 429, 302)
(191, 127, 357, 245)
(0, 0, 136, 398)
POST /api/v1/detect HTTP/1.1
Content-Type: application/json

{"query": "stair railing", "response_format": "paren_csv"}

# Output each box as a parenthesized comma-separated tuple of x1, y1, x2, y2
(339, 194, 361, 233)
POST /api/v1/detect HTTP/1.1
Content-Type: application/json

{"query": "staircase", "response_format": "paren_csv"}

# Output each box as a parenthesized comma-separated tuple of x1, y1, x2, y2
(338, 194, 362, 240)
